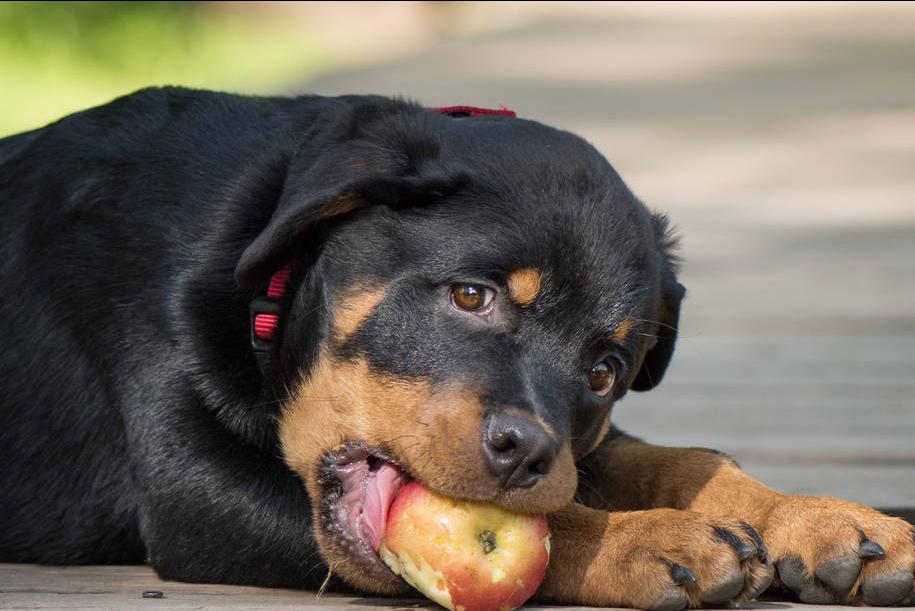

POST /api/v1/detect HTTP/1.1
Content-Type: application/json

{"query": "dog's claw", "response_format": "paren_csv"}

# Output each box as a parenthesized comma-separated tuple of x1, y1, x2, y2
(714, 526, 754, 561)
(859, 538, 886, 559)
(735, 541, 755, 561)
(738, 522, 768, 563)
(668, 563, 697, 585)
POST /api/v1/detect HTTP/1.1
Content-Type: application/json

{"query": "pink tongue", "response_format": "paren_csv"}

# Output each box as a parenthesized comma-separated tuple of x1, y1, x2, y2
(362, 463, 404, 551)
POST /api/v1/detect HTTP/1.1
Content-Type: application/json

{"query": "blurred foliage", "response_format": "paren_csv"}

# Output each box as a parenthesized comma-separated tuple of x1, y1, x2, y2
(0, 1, 324, 136)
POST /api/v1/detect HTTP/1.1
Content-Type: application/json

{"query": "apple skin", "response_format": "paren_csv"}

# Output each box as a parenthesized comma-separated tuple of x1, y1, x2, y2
(379, 481, 551, 611)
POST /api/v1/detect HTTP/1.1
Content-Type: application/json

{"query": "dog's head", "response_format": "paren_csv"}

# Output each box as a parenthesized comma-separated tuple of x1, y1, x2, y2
(235, 99, 683, 591)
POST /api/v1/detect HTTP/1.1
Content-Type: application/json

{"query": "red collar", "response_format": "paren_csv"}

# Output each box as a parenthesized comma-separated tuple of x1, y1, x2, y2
(251, 264, 292, 342)
(249, 105, 515, 376)
(432, 105, 516, 118)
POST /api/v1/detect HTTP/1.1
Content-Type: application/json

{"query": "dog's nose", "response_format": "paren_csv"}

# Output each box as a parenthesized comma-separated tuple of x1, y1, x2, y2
(482, 412, 558, 489)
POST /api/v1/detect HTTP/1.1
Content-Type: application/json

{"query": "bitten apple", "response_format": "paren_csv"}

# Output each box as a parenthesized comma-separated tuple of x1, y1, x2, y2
(378, 481, 550, 611)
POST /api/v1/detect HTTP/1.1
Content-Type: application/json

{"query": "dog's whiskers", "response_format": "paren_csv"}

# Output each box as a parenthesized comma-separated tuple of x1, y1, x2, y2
(316, 564, 334, 599)
(574, 468, 610, 508)
(632, 317, 679, 333)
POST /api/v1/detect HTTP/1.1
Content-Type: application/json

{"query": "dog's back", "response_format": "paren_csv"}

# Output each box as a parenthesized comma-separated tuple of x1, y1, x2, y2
(1, 98, 148, 562)
(0, 88, 306, 564)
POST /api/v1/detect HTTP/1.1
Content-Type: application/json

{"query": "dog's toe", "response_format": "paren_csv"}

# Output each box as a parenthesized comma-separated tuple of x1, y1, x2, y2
(814, 553, 861, 594)
(861, 572, 914, 606)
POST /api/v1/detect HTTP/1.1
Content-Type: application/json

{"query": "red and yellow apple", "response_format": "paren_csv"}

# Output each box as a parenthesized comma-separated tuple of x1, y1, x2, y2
(379, 481, 550, 611)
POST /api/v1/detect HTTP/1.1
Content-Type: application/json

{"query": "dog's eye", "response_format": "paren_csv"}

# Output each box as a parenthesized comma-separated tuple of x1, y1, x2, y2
(588, 360, 617, 396)
(451, 284, 494, 313)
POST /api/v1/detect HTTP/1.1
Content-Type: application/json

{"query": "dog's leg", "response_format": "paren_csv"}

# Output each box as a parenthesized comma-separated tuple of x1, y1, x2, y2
(538, 502, 772, 608)
(575, 428, 915, 605)
(125, 390, 323, 589)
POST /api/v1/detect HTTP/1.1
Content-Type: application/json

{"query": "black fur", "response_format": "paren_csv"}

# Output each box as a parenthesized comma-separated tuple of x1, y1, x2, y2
(0, 88, 681, 587)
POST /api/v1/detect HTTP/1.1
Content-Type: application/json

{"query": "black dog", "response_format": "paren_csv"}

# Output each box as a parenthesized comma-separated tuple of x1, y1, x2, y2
(1, 88, 913, 608)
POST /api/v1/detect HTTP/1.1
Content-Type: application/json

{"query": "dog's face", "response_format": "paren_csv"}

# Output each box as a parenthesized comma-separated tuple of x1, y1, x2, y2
(235, 101, 683, 592)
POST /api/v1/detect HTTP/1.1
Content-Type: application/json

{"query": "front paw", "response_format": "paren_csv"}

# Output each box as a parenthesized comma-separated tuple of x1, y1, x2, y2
(544, 508, 773, 610)
(764, 496, 915, 605)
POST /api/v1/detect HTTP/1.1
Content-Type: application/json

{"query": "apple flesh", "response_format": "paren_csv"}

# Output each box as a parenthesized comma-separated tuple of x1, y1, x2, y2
(379, 481, 550, 611)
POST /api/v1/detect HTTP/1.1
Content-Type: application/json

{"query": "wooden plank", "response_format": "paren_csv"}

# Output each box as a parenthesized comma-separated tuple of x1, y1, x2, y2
(0, 564, 416, 610)
(2, 564, 912, 610)
(613, 334, 915, 507)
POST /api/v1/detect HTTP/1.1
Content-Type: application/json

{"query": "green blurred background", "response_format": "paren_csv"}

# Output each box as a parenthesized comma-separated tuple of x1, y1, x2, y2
(0, 1, 333, 135)
(2, 0, 534, 136)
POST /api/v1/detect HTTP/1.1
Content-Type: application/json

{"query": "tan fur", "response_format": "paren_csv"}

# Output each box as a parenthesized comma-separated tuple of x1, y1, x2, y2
(539, 503, 772, 607)
(533, 414, 558, 442)
(507, 267, 541, 306)
(318, 194, 360, 220)
(584, 414, 612, 456)
(332, 286, 386, 341)
(610, 317, 635, 344)
(764, 496, 915, 599)
(278, 353, 578, 593)
(578, 436, 915, 605)
(577, 436, 775, 517)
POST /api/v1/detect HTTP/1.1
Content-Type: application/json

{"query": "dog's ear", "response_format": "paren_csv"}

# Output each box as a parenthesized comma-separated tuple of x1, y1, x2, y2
(631, 214, 685, 391)
(234, 102, 462, 287)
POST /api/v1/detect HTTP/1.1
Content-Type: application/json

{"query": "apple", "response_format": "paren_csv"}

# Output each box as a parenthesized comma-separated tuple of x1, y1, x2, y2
(378, 481, 550, 611)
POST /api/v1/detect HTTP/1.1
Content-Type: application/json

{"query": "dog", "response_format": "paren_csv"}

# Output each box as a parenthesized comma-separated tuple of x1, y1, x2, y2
(1, 88, 913, 609)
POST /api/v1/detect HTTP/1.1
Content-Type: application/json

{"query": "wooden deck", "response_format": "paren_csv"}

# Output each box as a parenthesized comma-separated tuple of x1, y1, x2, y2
(3, 564, 912, 611)
(5, 3, 914, 610)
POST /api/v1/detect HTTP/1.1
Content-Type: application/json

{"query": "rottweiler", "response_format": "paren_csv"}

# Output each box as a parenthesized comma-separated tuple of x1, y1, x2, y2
(1, 88, 913, 609)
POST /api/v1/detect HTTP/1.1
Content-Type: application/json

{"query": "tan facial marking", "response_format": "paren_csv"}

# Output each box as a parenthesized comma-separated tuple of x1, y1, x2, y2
(279, 357, 577, 512)
(318, 193, 360, 220)
(332, 286, 386, 342)
(534, 414, 559, 442)
(507, 267, 541, 306)
(611, 317, 635, 344)
(587, 413, 613, 456)
(278, 351, 579, 592)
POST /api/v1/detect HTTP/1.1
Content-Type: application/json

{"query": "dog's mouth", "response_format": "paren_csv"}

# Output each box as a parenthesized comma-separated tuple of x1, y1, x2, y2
(319, 443, 413, 584)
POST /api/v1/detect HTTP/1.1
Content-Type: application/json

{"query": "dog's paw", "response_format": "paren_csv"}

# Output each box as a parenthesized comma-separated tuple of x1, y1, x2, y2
(764, 496, 915, 605)
(593, 510, 774, 610)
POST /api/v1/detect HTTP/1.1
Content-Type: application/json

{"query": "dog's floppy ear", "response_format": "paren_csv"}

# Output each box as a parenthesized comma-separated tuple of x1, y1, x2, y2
(234, 103, 462, 287)
(631, 214, 685, 391)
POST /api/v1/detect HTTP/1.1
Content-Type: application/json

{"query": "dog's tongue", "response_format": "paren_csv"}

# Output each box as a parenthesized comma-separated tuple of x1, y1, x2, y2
(362, 463, 406, 551)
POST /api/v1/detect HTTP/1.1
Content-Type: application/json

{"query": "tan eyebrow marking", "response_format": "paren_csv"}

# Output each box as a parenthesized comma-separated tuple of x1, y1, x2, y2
(333, 286, 387, 342)
(611, 317, 635, 344)
(507, 267, 541, 307)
